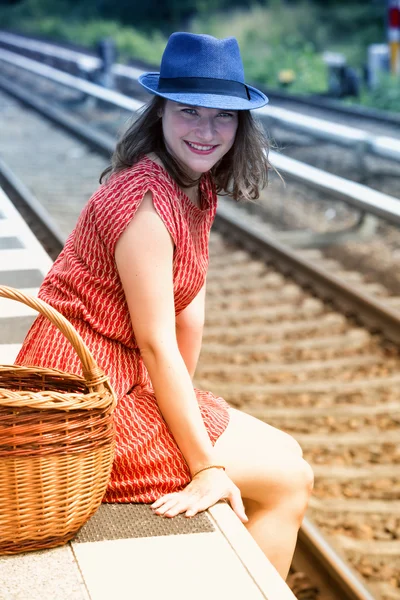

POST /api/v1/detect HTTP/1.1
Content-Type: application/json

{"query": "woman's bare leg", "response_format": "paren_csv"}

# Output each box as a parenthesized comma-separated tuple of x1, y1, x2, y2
(213, 408, 314, 579)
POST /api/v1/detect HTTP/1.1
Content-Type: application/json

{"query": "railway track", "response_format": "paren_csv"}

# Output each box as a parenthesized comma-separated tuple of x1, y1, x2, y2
(201, 234, 400, 600)
(1, 64, 400, 598)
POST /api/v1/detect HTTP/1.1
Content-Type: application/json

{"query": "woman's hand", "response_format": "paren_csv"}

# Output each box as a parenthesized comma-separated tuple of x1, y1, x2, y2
(151, 468, 248, 523)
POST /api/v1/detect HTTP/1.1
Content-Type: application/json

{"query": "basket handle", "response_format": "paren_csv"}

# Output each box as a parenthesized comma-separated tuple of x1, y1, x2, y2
(0, 285, 112, 393)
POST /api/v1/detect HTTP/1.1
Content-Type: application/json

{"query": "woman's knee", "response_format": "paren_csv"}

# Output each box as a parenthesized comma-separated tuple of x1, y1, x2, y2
(214, 408, 313, 508)
(280, 457, 314, 500)
(282, 432, 304, 458)
(255, 456, 314, 516)
(297, 458, 314, 497)
(286, 458, 314, 523)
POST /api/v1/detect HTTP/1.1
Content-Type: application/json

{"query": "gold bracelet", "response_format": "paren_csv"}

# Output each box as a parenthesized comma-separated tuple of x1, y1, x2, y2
(192, 465, 226, 478)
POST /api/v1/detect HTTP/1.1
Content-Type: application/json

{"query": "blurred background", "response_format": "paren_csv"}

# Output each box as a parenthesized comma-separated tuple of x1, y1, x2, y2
(0, 0, 398, 111)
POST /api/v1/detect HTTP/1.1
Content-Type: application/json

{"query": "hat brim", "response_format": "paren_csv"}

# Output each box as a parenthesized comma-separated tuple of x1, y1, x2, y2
(138, 73, 268, 110)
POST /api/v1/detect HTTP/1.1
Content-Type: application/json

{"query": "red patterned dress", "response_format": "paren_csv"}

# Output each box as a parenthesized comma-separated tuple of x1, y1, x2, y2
(16, 156, 230, 503)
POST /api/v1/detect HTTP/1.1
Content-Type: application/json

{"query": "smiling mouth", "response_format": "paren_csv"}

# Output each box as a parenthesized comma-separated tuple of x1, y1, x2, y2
(184, 141, 218, 153)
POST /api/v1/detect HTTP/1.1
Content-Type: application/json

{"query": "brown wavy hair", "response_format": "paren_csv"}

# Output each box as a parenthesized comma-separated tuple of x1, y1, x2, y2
(100, 96, 271, 201)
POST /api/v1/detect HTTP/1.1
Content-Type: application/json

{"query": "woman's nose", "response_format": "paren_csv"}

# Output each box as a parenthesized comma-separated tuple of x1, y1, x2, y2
(195, 117, 215, 140)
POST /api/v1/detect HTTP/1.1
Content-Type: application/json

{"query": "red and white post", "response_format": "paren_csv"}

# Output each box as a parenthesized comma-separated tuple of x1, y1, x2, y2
(388, 0, 400, 74)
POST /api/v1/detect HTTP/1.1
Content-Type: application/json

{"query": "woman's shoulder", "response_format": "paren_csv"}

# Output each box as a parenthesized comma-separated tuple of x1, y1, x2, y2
(88, 155, 184, 225)
(106, 155, 173, 192)
(83, 156, 180, 255)
(88, 157, 173, 216)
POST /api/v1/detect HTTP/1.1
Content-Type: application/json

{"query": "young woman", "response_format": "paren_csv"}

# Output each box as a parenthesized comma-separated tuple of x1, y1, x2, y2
(16, 32, 313, 579)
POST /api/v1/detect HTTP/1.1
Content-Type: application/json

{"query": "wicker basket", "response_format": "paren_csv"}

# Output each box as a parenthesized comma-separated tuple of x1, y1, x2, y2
(0, 285, 117, 554)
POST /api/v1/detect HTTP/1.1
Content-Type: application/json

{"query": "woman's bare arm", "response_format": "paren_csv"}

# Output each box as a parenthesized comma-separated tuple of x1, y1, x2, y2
(115, 192, 213, 475)
(175, 283, 205, 378)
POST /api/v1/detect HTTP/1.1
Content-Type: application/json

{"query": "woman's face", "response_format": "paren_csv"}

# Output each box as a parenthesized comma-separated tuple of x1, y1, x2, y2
(161, 100, 239, 179)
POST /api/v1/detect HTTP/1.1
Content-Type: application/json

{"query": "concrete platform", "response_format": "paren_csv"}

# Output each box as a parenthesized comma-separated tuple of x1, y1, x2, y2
(0, 503, 296, 600)
(0, 186, 52, 361)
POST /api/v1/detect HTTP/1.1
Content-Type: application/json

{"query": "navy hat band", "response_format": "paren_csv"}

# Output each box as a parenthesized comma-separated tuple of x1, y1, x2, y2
(158, 77, 250, 100)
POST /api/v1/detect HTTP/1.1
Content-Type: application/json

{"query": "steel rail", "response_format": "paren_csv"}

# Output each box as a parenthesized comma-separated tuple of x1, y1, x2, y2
(0, 48, 142, 113)
(259, 105, 400, 163)
(215, 197, 400, 344)
(295, 521, 377, 600)
(1, 32, 400, 163)
(0, 30, 100, 72)
(1, 49, 399, 231)
(272, 153, 400, 226)
(0, 85, 384, 599)
(263, 88, 400, 128)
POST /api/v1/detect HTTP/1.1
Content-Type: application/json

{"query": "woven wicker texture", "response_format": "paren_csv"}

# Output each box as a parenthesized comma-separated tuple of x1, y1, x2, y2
(0, 286, 117, 554)
(74, 504, 215, 543)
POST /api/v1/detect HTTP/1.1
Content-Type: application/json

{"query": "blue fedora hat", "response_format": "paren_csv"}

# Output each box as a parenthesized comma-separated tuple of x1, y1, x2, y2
(138, 32, 268, 110)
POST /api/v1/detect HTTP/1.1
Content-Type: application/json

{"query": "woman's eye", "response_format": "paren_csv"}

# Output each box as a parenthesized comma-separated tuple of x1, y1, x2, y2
(182, 108, 197, 116)
(218, 112, 234, 119)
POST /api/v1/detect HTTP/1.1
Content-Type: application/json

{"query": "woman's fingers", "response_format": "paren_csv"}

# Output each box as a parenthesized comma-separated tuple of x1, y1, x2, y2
(185, 488, 224, 517)
(151, 473, 247, 521)
(153, 498, 180, 516)
(151, 493, 177, 509)
(185, 500, 210, 517)
(152, 491, 193, 517)
(152, 491, 206, 518)
(228, 487, 248, 523)
(163, 501, 191, 518)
